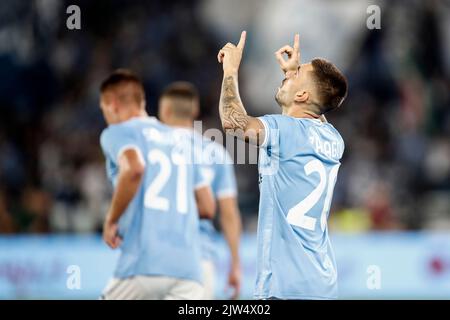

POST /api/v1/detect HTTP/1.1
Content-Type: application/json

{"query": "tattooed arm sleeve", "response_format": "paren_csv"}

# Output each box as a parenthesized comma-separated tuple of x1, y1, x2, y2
(219, 74, 265, 145)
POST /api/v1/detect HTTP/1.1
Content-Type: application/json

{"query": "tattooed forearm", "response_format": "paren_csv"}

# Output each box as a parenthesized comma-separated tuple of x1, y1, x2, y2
(219, 75, 249, 133)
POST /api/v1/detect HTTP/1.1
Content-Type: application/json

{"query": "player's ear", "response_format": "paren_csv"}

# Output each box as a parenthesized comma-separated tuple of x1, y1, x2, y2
(192, 100, 200, 119)
(140, 99, 146, 110)
(158, 99, 171, 121)
(294, 90, 309, 103)
(157, 100, 163, 119)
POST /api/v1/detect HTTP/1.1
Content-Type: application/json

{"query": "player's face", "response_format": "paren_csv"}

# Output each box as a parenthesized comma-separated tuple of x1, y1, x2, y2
(276, 63, 314, 107)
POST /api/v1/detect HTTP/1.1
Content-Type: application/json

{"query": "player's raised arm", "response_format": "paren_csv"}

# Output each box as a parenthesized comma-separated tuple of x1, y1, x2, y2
(103, 149, 145, 249)
(217, 31, 265, 146)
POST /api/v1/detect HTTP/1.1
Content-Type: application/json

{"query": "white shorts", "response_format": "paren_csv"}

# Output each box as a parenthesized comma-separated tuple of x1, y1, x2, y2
(201, 260, 216, 300)
(100, 275, 204, 300)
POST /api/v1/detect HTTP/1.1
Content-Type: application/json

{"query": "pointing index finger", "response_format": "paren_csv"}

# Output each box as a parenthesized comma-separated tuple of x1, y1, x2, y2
(293, 34, 300, 53)
(237, 31, 246, 50)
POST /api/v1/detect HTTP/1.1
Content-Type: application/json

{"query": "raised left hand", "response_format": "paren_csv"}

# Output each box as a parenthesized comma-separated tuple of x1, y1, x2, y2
(275, 33, 300, 75)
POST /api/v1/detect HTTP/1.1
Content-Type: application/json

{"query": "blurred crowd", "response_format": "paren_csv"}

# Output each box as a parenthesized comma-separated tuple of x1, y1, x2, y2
(328, 1, 450, 231)
(0, 0, 449, 234)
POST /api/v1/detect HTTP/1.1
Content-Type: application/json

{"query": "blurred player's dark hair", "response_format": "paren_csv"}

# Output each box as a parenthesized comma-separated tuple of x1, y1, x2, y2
(100, 69, 145, 106)
(310, 58, 348, 114)
(160, 81, 199, 118)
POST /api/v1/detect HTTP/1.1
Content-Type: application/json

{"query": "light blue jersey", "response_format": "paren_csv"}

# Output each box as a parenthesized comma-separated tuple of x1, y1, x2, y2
(255, 114, 344, 300)
(100, 117, 208, 283)
(198, 139, 237, 261)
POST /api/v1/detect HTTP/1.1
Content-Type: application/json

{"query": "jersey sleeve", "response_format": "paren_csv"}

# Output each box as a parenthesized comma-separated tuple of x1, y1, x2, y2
(193, 162, 210, 190)
(257, 114, 309, 159)
(212, 150, 237, 199)
(100, 124, 143, 164)
(258, 114, 282, 150)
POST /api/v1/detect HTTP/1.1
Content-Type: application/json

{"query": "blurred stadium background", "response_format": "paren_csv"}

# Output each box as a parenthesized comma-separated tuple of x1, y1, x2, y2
(0, 0, 449, 299)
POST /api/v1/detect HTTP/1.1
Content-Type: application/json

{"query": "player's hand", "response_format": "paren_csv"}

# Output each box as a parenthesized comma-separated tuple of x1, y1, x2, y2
(275, 34, 300, 75)
(227, 263, 241, 299)
(103, 218, 122, 249)
(218, 31, 246, 75)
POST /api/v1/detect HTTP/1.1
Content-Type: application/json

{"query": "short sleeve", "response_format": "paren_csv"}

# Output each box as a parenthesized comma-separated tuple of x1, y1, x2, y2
(212, 150, 237, 199)
(100, 124, 142, 163)
(258, 115, 312, 160)
(186, 136, 209, 190)
(258, 115, 281, 149)
(194, 162, 210, 190)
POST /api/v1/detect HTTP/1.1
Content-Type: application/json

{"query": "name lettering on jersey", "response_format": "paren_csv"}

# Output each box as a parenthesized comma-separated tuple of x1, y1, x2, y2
(141, 127, 201, 164)
(142, 127, 179, 146)
(308, 128, 343, 159)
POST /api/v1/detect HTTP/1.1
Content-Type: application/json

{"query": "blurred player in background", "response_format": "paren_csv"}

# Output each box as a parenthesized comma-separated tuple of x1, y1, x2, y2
(158, 82, 242, 299)
(217, 32, 348, 299)
(98, 69, 215, 299)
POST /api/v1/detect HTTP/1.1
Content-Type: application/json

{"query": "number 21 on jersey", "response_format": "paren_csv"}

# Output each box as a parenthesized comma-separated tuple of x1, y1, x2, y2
(286, 159, 340, 232)
(144, 149, 188, 214)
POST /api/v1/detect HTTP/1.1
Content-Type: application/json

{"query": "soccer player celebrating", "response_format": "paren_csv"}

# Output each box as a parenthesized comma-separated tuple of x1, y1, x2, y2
(217, 32, 348, 299)
(98, 69, 215, 299)
(158, 82, 242, 299)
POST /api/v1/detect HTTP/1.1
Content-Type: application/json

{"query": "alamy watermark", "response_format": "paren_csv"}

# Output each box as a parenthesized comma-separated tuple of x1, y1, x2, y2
(66, 265, 81, 290)
(366, 264, 381, 290)
(366, 5, 381, 30)
(66, 5, 81, 30)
